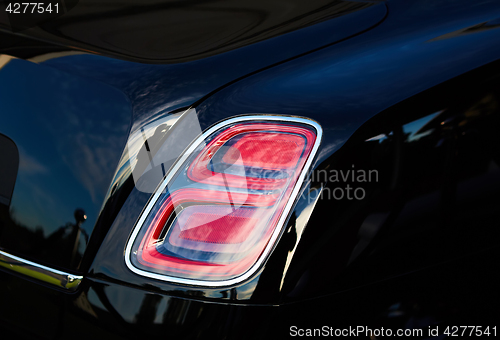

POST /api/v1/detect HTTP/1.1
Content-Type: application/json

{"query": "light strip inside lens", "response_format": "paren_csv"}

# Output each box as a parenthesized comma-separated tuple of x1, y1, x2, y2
(125, 116, 322, 287)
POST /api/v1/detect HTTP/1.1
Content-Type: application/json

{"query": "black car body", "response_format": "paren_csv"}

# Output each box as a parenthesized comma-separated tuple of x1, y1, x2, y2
(1, 0, 500, 338)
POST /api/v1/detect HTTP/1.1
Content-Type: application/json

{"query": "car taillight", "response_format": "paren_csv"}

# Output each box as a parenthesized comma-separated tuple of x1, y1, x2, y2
(125, 115, 322, 286)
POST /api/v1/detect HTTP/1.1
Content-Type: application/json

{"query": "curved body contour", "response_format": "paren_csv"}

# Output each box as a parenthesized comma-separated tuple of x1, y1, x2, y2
(0, 0, 499, 338)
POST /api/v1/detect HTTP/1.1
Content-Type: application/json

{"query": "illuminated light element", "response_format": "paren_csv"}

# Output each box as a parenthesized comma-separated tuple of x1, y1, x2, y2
(126, 116, 321, 286)
(221, 132, 305, 169)
(188, 124, 315, 191)
(176, 208, 258, 244)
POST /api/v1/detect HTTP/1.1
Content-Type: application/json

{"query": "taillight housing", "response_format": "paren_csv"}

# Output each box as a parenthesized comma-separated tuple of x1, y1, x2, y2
(125, 115, 322, 287)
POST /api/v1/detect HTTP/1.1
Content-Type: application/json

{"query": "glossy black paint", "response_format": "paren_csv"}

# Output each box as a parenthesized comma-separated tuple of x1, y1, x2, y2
(1, 0, 500, 338)
(0, 1, 382, 63)
(0, 0, 387, 277)
(0, 57, 131, 271)
(34, 2, 386, 124)
(74, 59, 500, 337)
(0, 267, 69, 339)
(0, 133, 18, 206)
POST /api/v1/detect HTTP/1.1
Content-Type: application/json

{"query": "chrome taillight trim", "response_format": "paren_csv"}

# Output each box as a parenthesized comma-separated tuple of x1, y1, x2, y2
(0, 250, 83, 291)
(124, 114, 323, 287)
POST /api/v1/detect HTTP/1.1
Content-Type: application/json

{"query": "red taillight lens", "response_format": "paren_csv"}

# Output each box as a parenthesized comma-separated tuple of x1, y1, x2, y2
(221, 132, 305, 169)
(126, 116, 321, 286)
(175, 207, 258, 244)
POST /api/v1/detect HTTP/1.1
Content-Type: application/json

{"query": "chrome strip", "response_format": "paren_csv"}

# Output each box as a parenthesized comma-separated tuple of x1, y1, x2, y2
(124, 114, 323, 287)
(0, 250, 83, 291)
